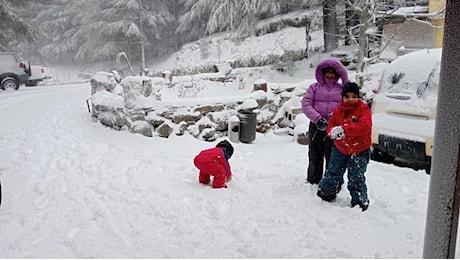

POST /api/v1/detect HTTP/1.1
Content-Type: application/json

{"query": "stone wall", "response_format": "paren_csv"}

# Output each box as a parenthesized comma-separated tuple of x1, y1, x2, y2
(90, 73, 303, 142)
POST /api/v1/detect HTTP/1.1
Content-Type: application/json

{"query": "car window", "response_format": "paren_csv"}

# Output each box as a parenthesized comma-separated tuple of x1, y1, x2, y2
(0, 55, 17, 63)
(415, 62, 440, 97)
(380, 49, 441, 98)
(382, 70, 439, 97)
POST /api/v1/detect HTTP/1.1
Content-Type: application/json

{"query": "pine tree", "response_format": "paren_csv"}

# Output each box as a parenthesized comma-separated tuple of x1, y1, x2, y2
(0, 0, 39, 51)
(176, 0, 286, 43)
(37, 0, 174, 64)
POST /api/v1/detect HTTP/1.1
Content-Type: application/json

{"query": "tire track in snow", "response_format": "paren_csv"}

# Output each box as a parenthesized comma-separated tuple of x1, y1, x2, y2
(0, 85, 135, 257)
(0, 84, 207, 257)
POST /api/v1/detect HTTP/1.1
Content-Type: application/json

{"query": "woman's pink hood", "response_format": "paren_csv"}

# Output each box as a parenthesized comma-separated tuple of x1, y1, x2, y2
(314, 58, 348, 85)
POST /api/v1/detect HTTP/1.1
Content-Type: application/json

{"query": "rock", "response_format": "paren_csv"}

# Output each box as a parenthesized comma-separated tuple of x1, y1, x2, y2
(98, 110, 125, 130)
(145, 112, 166, 128)
(175, 122, 188, 136)
(157, 122, 173, 138)
(172, 110, 202, 124)
(200, 128, 218, 142)
(130, 121, 153, 137)
(194, 104, 225, 115)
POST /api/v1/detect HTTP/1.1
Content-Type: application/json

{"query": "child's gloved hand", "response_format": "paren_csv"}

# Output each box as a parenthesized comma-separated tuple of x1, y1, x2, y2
(226, 176, 232, 182)
(330, 126, 345, 140)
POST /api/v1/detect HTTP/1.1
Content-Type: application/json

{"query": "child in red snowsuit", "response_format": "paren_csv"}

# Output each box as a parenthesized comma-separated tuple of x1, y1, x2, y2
(194, 140, 234, 189)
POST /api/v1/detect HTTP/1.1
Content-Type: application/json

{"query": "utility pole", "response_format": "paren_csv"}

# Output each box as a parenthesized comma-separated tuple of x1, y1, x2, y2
(423, 1, 460, 258)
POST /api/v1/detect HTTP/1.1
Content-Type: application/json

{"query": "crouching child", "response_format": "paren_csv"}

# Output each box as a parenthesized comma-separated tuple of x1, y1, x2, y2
(193, 140, 234, 189)
(317, 82, 372, 211)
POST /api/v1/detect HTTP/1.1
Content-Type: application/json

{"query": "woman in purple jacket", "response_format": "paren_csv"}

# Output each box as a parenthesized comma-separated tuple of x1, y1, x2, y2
(302, 57, 348, 184)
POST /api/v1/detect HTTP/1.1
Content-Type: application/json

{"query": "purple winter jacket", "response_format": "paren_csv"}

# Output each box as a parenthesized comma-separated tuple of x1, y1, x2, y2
(301, 57, 349, 123)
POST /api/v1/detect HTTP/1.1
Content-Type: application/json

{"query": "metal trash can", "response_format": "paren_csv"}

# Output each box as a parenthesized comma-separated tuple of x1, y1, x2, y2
(228, 115, 240, 143)
(238, 110, 256, 143)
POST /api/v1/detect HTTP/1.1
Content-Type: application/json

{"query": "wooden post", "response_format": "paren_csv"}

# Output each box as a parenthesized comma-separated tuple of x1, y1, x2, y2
(253, 79, 268, 92)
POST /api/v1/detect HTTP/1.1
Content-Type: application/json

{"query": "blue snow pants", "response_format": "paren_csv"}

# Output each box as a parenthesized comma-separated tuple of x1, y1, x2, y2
(318, 146, 370, 205)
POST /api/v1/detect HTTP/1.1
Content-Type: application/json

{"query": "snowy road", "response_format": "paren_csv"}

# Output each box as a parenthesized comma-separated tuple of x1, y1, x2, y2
(0, 84, 435, 258)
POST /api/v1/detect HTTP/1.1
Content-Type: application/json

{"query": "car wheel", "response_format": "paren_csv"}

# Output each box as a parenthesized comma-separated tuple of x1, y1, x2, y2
(371, 148, 395, 164)
(1, 77, 20, 90)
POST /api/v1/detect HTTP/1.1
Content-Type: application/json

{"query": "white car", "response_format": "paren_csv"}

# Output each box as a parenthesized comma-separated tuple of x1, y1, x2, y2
(0, 52, 31, 90)
(25, 65, 52, 86)
(370, 48, 442, 174)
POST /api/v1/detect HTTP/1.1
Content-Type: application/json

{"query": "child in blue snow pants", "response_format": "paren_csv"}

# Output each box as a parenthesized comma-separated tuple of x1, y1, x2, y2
(318, 146, 370, 210)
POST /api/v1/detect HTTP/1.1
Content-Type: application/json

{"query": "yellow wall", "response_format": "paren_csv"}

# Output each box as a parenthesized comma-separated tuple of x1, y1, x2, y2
(429, 0, 446, 48)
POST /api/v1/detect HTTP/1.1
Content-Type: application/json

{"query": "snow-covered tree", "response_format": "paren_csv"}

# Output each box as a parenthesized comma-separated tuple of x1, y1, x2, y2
(37, 0, 98, 64)
(323, 0, 339, 52)
(9, 0, 56, 62)
(156, 0, 184, 55)
(37, 0, 174, 65)
(0, 0, 40, 51)
(74, 0, 174, 63)
(176, 0, 303, 43)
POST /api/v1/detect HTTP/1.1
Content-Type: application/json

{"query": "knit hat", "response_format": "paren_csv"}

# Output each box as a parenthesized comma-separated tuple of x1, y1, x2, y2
(216, 140, 234, 159)
(341, 82, 360, 98)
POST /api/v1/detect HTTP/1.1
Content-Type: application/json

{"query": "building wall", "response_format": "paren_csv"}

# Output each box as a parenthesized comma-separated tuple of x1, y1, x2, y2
(429, 0, 446, 48)
(379, 0, 445, 60)
(381, 20, 435, 60)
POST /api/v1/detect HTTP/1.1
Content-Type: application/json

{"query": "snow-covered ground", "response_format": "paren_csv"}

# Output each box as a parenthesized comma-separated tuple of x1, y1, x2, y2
(0, 23, 454, 258)
(0, 81, 441, 258)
